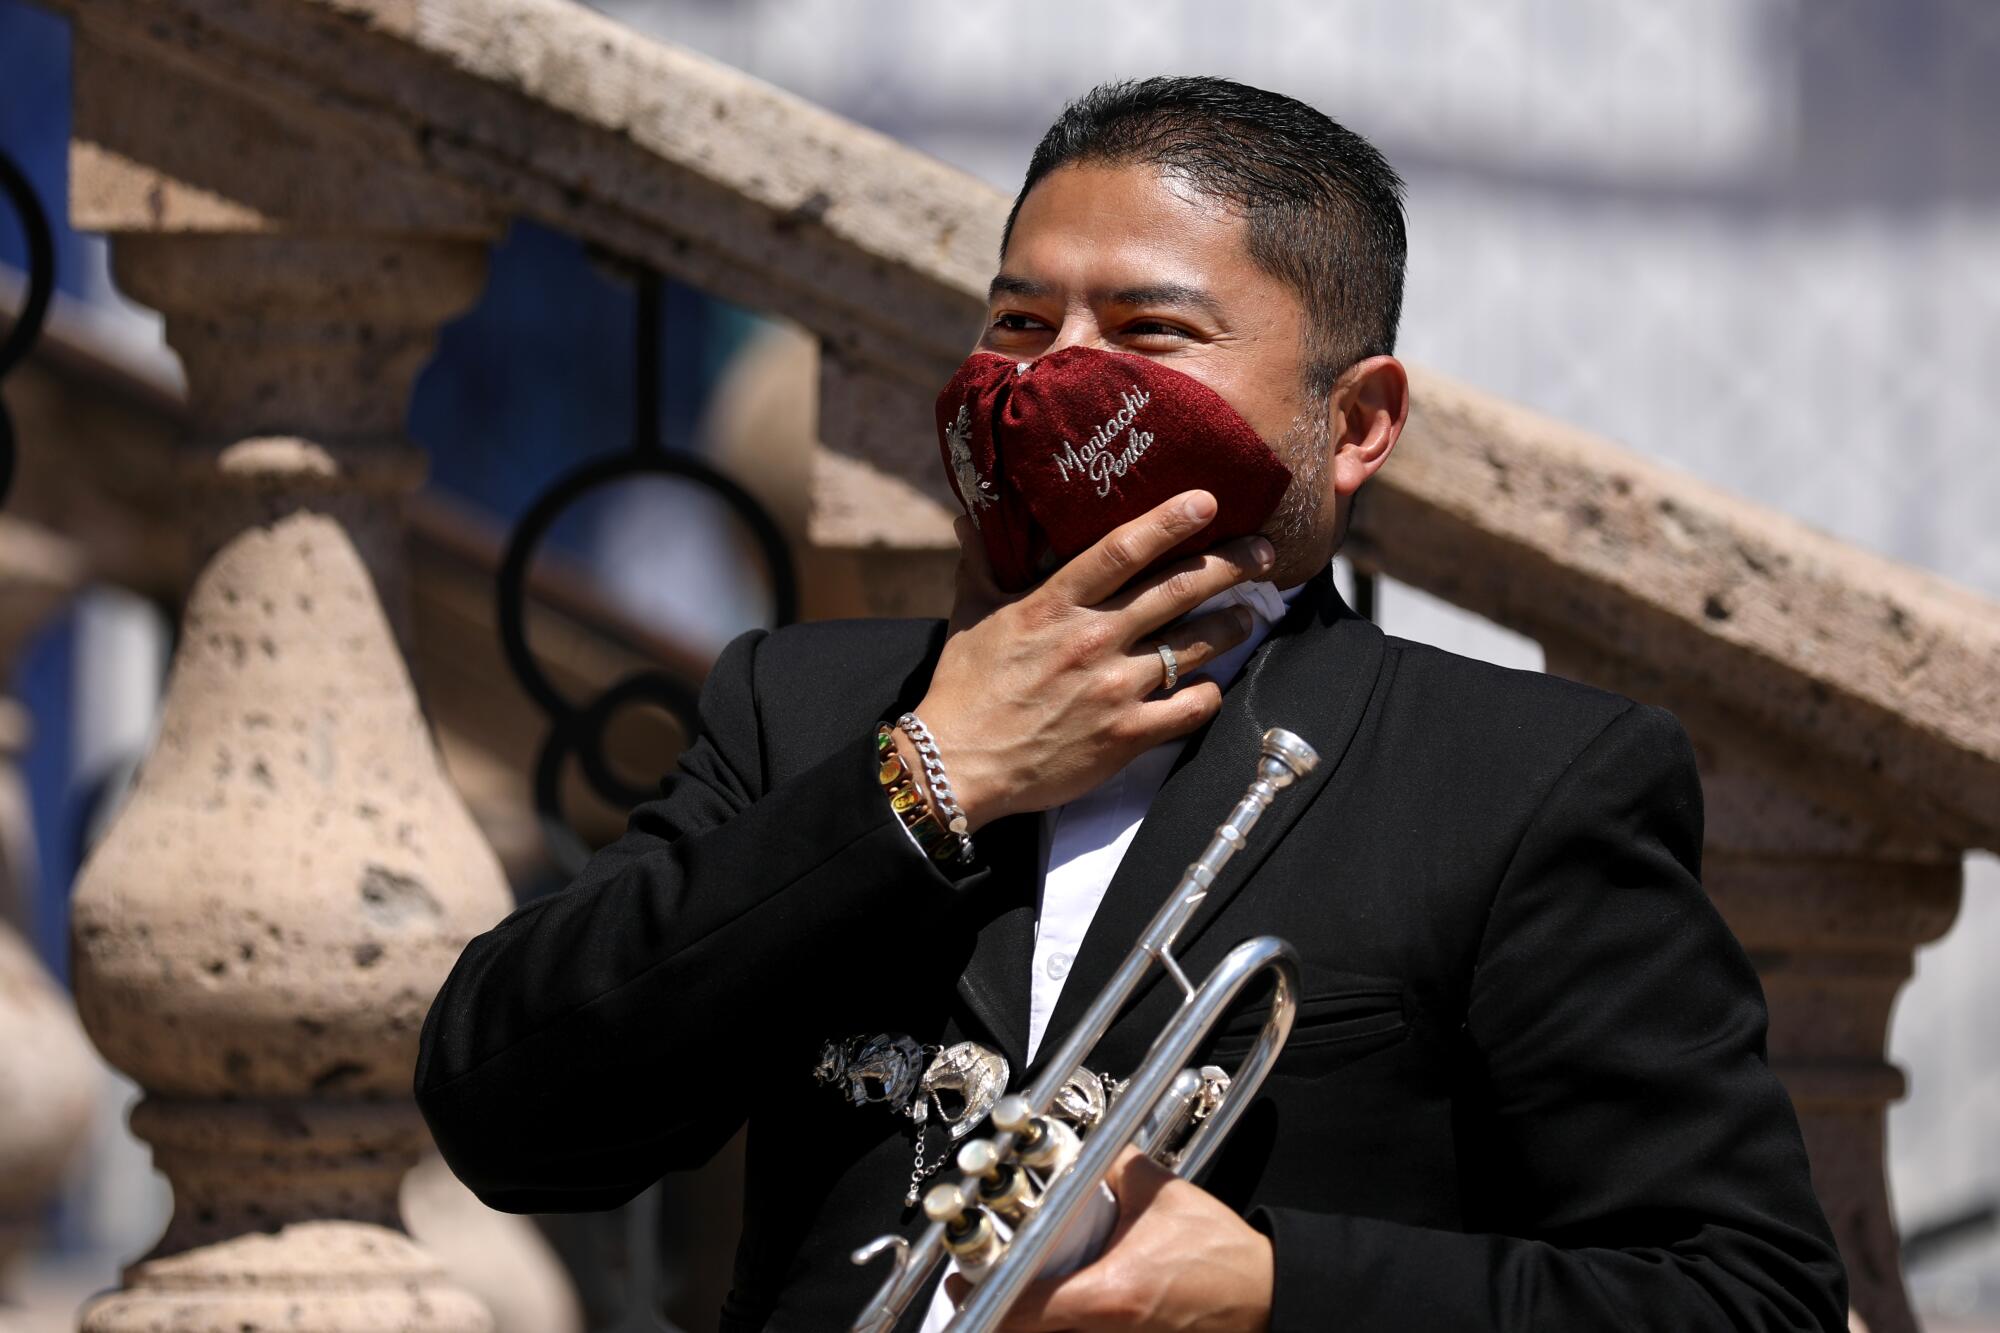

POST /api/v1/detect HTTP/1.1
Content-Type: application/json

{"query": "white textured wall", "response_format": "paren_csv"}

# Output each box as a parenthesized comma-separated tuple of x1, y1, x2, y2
(602, 0, 2000, 1313)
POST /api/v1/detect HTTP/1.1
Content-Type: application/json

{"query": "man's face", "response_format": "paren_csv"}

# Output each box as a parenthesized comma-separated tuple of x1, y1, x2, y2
(980, 161, 1336, 580)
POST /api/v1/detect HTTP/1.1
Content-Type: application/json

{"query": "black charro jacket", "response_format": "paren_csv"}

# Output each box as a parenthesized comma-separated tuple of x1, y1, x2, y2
(415, 567, 1846, 1331)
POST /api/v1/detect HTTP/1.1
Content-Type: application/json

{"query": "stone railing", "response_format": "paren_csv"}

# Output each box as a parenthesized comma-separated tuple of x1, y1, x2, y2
(21, 2, 2000, 1331)
(0, 514, 99, 1333)
(0, 272, 726, 1326)
(0, 149, 103, 1333)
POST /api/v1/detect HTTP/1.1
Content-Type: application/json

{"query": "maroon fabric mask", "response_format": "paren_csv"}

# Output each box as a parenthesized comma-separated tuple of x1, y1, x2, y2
(934, 346, 1293, 592)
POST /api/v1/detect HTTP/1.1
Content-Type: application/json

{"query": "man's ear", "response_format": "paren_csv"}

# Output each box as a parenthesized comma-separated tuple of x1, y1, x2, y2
(1327, 355, 1409, 499)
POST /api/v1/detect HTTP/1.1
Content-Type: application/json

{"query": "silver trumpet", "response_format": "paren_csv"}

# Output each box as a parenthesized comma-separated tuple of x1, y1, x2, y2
(848, 726, 1320, 1332)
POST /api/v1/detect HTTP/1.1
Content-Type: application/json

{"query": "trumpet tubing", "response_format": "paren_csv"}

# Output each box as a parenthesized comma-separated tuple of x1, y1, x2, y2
(848, 727, 1320, 1333)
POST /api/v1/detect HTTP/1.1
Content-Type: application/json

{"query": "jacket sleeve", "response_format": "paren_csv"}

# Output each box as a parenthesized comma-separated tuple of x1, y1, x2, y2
(1247, 703, 1848, 1331)
(413, 626, 966, 1213)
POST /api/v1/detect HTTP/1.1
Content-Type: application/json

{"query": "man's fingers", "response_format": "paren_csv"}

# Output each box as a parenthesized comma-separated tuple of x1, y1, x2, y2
(1105, 534, 1275, 638)
(1132, 679, 1227, 745)
(1129, 605, 1253, 694)
(1099, 1147, 1175, 1248)
(1046, 490, 1217, 609)
(1104, 1144, 1170, 1195)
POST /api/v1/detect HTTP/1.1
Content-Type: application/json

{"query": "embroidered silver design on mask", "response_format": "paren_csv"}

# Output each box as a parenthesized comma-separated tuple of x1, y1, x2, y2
(946, 401, 996, 524)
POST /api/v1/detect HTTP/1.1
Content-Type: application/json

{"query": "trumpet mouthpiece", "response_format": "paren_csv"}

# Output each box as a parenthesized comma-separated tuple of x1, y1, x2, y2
(1260, 727, 1319, 780)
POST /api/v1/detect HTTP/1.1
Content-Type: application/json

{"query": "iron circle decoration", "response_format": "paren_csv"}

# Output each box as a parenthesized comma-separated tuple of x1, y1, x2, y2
(566, 669, 706, 813)
(497, 446, 798, 875)
(0, 148, 57, 508)
(530, 670, 705, 876)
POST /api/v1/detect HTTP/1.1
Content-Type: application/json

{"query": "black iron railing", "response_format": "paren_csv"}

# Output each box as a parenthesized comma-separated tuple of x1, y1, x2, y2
(497, 266, 798, 874)
(0, 147, 56, 508)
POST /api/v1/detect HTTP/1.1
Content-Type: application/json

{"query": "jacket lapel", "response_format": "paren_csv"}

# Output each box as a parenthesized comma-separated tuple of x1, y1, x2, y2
(1028, 567, 1385, 1077)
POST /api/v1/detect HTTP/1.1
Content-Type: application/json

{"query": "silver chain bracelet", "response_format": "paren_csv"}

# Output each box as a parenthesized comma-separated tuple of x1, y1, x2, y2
(896, 712, 975, 863)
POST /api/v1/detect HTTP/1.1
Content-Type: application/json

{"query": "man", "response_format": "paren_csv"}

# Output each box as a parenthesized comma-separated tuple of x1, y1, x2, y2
(416, 77, 1847, 1331)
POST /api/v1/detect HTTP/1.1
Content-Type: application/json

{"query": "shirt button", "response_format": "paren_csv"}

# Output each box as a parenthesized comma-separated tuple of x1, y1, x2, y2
(1046, 951, 1072, 980)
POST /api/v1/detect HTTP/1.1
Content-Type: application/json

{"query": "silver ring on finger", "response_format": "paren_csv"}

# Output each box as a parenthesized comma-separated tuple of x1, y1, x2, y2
(1156, 640, 1180, 692)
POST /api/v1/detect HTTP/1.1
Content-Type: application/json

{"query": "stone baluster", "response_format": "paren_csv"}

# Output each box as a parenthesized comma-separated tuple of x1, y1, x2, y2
(67, 233, 506, 1332)
(1543, 640, 1962, 1333)
(0, 518, 98, 1331)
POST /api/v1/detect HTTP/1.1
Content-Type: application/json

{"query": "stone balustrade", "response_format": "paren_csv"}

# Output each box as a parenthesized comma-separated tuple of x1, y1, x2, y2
(23, 2, 2000, 1331)
(41, 19, 515, 1320)
(0, 517, 98, 1333)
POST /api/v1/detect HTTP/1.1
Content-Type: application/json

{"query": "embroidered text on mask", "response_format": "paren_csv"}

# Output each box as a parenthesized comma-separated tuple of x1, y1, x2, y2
(1052, 385, 1154, 497)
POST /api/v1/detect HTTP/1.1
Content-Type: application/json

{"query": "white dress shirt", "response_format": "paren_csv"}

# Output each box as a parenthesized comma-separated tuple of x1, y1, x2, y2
(917, 573, 1310, 1333)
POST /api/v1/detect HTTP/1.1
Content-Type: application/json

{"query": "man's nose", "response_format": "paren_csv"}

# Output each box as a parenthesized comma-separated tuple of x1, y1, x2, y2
(1039, 314, 1111, 359)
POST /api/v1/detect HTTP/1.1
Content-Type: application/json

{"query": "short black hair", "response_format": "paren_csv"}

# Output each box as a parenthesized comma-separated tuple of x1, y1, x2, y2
(1003, 76, 1407, 398)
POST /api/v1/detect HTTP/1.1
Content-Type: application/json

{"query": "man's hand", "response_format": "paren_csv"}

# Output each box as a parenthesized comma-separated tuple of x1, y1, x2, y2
(911, 489, 1276, 834)
(944, 1148, 1275, 1332)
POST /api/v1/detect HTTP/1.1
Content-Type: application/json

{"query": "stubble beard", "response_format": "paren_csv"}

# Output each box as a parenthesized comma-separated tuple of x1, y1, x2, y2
(1262, 406, 1332, 574)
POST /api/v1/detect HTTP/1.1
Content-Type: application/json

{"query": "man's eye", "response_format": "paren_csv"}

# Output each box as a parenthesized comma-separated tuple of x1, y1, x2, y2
(1124, 320, 1192, 339)
(990, 313, 1046, 332)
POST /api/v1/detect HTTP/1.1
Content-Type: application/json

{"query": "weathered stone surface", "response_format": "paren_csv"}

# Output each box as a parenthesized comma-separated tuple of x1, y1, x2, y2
(63, 224, 507, 1330)
(4, 284, 610, 1333)
(1720, 859, 1962, 1333)
(0, 518, 99, 1320)
(1371, 376, 2000, 850)
(80, 1221, 489, 1332)
(70, 500, 500, 1096)
(53, 0, 996, 382)
(0, 926, 97, 1300)
(69, 34, 495, 239)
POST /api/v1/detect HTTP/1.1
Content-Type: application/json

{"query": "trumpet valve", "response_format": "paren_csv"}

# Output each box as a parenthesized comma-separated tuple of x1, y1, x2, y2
(957, 1137, 1003, 1179)
(1015, 1114, 1082, 1175)
(922, 1180, 973, 1228)
(990, 1095, 1033, 1135)
(1192, 1065, 1232, 1121)
(990, 1095, 1082, 1175)
(923, 1181, 1002, 1263)
(978, 1167, 1038, 1223)
(959, 1136, 1039, 1222)
(942, 1217, 1001, 1266)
